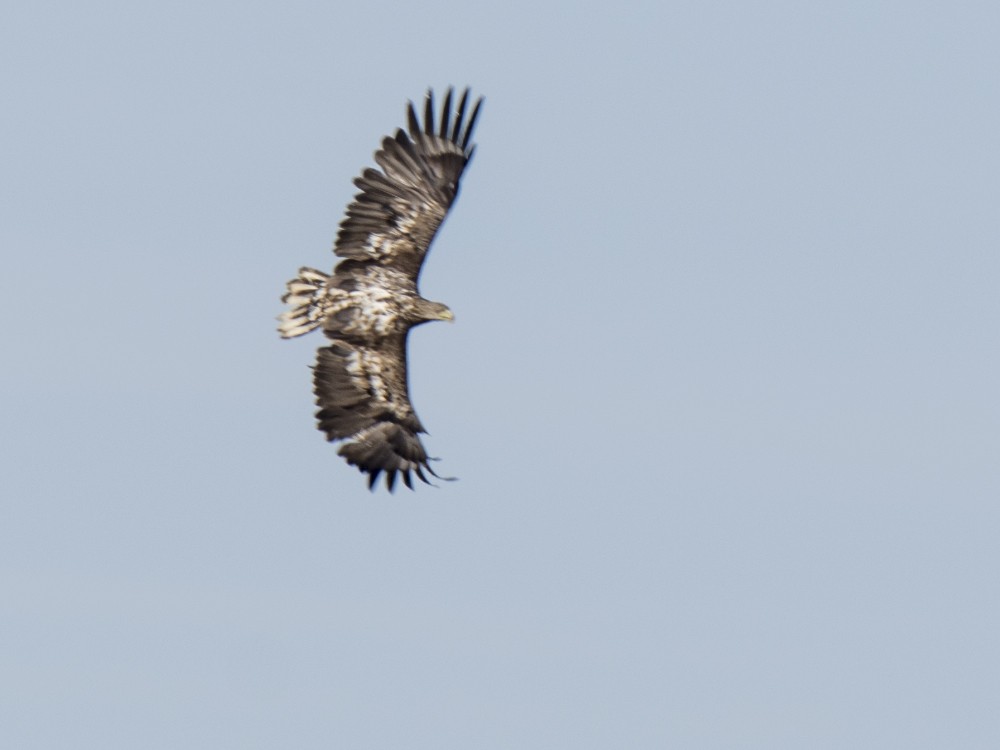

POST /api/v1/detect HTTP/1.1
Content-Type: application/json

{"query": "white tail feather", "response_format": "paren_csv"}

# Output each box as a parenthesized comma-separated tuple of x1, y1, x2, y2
(278, 267, 333, 338)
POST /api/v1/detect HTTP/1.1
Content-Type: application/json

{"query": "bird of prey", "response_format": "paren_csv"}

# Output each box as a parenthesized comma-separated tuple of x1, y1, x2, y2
(278, 88, 483, 491)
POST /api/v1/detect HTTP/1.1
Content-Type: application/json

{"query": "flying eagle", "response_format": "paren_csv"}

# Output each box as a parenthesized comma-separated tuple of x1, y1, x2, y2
(278, 88, 483, 491)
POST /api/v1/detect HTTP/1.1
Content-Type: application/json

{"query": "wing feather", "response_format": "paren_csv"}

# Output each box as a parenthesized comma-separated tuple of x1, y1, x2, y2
(334, 88, 483, 278)
(460, 96, 483, 151)
(407, 102, 421, 139)
(451, 89, 469, 142)
(439, 88, 453, 138)
(423, 89, 435, 136)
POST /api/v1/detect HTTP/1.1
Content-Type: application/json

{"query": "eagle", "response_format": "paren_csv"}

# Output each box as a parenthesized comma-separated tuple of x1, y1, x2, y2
(278, 88, 483, 491)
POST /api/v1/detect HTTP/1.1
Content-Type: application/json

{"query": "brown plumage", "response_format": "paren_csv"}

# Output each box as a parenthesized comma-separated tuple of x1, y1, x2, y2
(278, 88, 483, 491)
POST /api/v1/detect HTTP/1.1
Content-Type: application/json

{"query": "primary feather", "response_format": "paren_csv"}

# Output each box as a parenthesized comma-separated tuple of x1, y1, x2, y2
(279, 88, 483, 491)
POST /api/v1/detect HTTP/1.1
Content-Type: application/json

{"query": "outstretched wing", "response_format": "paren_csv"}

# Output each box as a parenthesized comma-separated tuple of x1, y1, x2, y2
(333, 87, 483, 279)
(313, 337, 443, 491)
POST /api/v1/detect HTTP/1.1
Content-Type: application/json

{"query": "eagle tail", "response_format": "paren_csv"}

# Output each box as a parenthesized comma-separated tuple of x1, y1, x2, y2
(278, 267, 333, 338)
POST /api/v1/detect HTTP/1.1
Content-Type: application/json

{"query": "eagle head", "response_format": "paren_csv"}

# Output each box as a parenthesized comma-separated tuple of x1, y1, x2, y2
(415, 299, 454, 324)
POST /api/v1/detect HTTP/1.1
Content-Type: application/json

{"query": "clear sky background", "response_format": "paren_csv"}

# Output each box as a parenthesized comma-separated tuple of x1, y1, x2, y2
(3, 1, 999, 747)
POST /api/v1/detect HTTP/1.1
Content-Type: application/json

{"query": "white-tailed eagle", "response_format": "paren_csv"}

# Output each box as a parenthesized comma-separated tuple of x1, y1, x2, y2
(278, 88, 483, 491)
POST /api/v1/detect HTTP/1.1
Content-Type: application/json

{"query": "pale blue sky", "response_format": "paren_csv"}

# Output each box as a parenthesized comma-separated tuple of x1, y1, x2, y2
(3, 1, 999, 748)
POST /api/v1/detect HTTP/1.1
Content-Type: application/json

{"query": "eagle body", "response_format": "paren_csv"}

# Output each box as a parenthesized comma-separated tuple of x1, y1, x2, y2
(279, 88, 482, 491)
